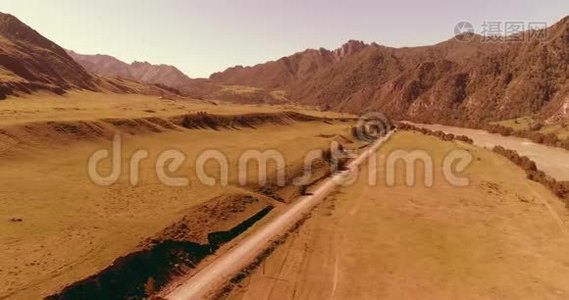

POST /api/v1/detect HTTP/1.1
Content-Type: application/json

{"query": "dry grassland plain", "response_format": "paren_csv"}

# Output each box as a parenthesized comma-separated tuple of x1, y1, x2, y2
(228, 132, 569, 300)
(0, 92, 356, 299)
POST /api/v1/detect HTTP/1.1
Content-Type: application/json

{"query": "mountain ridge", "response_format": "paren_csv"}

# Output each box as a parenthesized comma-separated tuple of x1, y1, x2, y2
(67, 50, 218, 98)
(210, 16, 569, 123)
(67, 50, 194, 88)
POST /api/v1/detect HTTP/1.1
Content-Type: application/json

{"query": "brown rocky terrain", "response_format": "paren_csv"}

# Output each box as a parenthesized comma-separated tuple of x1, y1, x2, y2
(0, 12, 97, 98)
(209, 40, 368, 89)
(211, 17, 569, 124)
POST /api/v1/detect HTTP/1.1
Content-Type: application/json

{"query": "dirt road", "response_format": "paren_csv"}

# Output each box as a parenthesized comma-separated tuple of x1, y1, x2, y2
(413, 123, 569, 181)
(165, 133, 394, 300)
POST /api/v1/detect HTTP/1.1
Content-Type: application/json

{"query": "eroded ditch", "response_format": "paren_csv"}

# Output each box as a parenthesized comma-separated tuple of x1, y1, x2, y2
(47, 196, 274, 300)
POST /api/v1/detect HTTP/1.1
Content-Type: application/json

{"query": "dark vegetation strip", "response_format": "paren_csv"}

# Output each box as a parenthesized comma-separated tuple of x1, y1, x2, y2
(396, 122, 474, 144)
(46, 207, 274, 300)
(492, 146, 569, 208)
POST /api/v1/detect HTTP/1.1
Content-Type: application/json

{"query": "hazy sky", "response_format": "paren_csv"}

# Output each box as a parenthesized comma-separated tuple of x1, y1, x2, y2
(1, 0, 567, 78)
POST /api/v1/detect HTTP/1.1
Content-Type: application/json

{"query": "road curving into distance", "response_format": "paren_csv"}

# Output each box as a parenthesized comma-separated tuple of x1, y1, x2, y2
(411, 123, 569, 181)
(165, 131, 395, 300)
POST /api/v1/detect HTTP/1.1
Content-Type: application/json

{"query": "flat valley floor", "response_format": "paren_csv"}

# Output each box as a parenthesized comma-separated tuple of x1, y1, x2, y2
(228, 132, 569, 300)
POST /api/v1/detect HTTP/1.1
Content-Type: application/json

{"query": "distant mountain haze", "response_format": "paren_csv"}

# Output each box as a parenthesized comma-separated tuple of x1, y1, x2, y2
(67, 50, 217, 98)
(67, 50, 193, 88)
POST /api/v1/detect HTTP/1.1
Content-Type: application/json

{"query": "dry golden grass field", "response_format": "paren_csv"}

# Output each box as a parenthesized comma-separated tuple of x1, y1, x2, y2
(0, 92, 357, 299)
(228, 132, 569, 300)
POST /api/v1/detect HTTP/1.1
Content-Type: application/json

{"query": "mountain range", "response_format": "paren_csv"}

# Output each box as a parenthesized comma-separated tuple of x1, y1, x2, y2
(0, 11, 567, 124)
(67, 50, 192, 88)
(209, 18, 569, 124)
